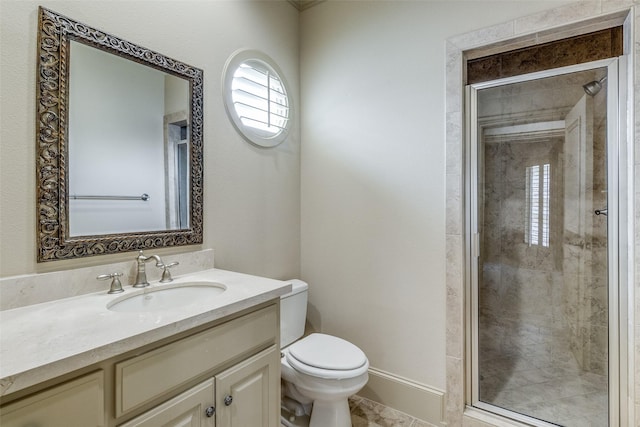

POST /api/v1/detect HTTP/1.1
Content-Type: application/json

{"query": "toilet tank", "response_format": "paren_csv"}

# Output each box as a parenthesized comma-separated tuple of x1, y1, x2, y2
(280, 279, 308, 348)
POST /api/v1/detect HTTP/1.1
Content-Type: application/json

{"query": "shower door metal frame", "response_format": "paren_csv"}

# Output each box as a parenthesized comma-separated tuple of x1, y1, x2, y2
(464, 57, 629, 427)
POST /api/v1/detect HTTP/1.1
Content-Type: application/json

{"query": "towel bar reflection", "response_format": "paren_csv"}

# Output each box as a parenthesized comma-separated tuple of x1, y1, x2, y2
(70, 193, 150, 201)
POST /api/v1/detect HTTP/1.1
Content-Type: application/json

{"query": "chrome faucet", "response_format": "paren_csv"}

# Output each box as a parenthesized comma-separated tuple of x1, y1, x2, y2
(133, 250, 164, 288)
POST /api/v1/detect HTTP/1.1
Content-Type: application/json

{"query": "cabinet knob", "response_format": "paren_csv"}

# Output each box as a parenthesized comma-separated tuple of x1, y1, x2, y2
(224, 395, 233, 406)
(205, 406, 215, 417)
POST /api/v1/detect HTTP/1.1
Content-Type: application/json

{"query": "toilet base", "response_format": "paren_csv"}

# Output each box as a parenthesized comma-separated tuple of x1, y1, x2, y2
(308, 399, 351, 427)
(281, 398, 351, 427)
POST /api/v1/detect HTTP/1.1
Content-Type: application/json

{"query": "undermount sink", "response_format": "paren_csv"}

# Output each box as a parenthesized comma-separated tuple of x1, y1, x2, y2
(107, 282, 227, 313)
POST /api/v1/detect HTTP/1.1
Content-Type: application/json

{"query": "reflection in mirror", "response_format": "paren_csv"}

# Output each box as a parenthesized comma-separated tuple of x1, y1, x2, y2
(68, 41, 190, 236)
(36, 7, 203, 262)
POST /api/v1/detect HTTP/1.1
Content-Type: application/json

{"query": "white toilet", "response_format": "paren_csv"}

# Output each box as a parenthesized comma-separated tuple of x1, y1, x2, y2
(280, 280, 369, 427)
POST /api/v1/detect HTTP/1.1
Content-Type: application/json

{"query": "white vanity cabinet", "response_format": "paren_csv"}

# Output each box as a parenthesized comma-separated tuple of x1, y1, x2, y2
(0, 302, 281, 427)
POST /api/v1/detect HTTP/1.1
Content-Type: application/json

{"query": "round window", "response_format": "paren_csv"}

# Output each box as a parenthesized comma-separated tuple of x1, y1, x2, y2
(222, 49, 291, 148)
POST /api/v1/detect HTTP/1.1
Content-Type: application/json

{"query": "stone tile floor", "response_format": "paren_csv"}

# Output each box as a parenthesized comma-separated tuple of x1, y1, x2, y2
(479, 328, 608, 426)
(349, 396, 436, 427)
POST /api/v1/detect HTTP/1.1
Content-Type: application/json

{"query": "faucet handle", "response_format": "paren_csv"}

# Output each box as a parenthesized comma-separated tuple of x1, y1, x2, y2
(97, 272, 124, 294)
(159, 262, 179, 283)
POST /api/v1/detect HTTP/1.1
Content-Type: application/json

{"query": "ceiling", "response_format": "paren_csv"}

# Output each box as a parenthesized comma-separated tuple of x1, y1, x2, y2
(287, 0, 325, 11)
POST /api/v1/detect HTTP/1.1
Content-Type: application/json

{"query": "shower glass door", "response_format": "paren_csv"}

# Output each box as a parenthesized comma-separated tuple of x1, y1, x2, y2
(468, 61, 617, 427)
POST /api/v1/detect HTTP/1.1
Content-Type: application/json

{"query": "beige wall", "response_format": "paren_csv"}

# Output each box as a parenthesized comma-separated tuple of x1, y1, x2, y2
(299, 0, 569, 392)
(0, 0, 301, 279)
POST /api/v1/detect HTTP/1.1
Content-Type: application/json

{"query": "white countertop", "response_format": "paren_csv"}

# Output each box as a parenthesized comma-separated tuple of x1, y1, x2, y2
(0, 268, 291, 397)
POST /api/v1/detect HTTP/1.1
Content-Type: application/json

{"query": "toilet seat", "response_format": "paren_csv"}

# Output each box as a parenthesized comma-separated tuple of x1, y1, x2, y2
(286, 333, 369, 379)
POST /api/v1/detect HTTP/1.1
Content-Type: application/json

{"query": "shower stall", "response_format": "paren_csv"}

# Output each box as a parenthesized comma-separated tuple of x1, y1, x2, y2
(466, 59, 623, 426)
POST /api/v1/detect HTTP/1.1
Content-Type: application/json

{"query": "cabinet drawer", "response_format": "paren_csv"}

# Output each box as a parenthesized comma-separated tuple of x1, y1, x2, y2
(0, 371, 105, 427)
(115, 304, 277, 417)
(118, 378, 214, 427)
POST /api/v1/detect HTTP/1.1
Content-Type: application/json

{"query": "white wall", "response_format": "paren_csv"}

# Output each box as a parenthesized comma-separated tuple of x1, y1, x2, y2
(0, 0, 300, 278)
(164, 75, 189, 117)
(300, 0, 571, 392)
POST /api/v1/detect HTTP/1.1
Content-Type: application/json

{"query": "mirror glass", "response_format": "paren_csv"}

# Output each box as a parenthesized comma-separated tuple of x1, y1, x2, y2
(68, 41, 190, 237)
(36, 7, 204, 262)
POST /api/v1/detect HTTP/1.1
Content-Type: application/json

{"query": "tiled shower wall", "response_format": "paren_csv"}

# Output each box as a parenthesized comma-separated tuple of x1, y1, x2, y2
(479, 137, 568, 372)
(564, 90, 609, 375)
(480, 125, 608, 380)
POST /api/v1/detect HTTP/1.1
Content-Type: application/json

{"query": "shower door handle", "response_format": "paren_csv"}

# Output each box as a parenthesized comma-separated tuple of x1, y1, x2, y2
(472, 233, 480, 259)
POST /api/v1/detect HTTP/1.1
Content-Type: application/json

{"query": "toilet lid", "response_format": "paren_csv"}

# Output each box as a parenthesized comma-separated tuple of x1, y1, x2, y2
(287, 333, 368, 371)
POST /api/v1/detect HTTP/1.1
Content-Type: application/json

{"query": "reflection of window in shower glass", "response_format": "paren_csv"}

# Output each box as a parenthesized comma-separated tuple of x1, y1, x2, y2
(524, 164, 550, 247)
(541, 164, 549, 246)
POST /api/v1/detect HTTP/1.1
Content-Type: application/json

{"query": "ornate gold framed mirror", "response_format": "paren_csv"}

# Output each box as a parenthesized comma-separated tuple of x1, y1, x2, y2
(36, 7, 204, 262)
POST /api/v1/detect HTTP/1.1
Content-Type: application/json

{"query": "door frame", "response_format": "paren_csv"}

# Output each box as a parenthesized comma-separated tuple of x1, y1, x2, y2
(464, 57, 627, 426)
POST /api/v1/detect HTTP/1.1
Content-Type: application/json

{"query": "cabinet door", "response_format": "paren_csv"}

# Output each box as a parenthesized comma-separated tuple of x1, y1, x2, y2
(119, 379, 215, 427)
(0, 371, 104, 427)
(216, 345, 279, 427)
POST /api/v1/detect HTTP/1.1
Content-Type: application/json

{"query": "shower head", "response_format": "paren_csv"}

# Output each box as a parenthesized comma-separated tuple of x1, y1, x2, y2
(582, 76, 607, 96)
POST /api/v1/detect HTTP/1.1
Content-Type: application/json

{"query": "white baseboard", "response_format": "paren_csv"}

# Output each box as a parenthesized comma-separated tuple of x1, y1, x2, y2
(358, 367, 446, 426)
